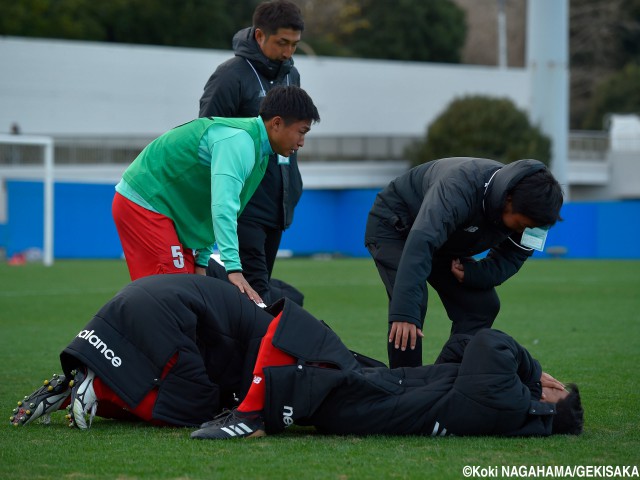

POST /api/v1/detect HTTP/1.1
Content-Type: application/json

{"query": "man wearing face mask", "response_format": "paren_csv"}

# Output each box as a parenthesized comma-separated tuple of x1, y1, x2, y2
(199, 0, 304, 305)
(365, 158, 564, 369)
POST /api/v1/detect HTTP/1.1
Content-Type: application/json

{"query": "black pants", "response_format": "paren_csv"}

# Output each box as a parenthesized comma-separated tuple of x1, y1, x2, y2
(237, 218, 283, 305)
(206, 259, 304, 307)
(365, 214, 500, 368)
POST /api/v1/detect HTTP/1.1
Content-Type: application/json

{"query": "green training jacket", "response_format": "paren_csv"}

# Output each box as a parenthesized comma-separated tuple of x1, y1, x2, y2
(121, 116, 270, 270)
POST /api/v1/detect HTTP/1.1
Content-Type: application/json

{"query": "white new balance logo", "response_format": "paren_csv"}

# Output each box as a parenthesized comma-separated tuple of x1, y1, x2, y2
(221, 423, 256, 437)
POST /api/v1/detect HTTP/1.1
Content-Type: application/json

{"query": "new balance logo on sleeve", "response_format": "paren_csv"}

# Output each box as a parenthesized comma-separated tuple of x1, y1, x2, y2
(76, 330, 122, 367)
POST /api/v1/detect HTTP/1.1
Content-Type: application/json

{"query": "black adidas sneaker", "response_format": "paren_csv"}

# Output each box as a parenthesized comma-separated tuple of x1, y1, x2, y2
(191, 408, 266, 440)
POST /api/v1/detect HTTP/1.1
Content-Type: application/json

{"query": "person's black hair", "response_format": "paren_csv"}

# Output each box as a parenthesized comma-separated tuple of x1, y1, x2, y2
(510, 169, 564, 226)
(552, 384, 584, 435)
(253, 0, 304, 35)
(259, 85, 320, 125)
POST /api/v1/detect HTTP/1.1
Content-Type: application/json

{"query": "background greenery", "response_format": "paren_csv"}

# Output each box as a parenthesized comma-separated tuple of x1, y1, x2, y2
(581, 63, 640, 130)
(1, 0, 638, 129)
(0, 0, 466, 62)
(1, 258, 638, 479)
(404, 95, 552, 167)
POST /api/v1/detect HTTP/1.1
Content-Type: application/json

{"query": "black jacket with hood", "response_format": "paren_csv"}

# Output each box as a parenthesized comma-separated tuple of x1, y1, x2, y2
(199, 27, 303, 230)
(368, 157, 547, 327)
(263, 299, 555, 437)
(58, 274, 556, 436)
(60, 275, 272, 427)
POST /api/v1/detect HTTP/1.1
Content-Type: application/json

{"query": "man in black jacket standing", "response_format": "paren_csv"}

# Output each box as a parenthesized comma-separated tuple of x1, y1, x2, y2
(365, 158, 564, 368)
(199, 0, 305, 304)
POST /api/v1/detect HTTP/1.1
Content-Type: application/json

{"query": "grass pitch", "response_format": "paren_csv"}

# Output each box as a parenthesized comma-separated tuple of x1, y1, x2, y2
(1, 258, 639, 479)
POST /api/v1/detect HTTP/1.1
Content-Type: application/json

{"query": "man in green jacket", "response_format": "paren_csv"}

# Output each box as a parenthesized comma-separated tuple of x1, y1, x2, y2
(199, 0, 305, 304)
(113, 85, 319, 304)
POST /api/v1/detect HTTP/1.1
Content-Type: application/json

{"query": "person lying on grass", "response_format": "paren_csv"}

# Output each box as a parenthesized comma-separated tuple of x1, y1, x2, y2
(190, 303, 582, 439)
(10, 274, 582, 438)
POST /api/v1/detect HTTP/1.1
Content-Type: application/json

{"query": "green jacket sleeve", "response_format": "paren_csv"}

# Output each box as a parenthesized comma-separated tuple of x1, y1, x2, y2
(209, 131, 256, 272)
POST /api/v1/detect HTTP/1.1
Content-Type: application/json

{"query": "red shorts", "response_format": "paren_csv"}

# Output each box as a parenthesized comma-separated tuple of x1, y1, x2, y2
(92, 352, 178, 426)
(112, 192, 196, 280)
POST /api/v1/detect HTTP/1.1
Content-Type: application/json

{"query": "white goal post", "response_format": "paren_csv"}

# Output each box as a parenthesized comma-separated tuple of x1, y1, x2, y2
(0, 134, 54, 266)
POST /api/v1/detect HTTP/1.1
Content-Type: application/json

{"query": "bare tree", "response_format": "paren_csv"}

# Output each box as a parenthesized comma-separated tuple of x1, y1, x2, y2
(452, 0, 526, 67)
(570, 0, 631, 128)
(296, 0, 369, 56)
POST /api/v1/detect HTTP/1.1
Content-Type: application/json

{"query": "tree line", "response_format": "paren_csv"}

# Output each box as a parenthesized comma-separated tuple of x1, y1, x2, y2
(1, 0, 638, 130)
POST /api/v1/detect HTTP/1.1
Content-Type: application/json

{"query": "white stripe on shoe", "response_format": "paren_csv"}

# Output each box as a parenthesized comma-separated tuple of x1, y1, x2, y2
(221, 423, 255, 436)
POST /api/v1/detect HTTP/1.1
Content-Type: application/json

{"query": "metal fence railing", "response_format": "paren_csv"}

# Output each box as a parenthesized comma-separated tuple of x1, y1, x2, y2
(0, 131, 609, 166)
(567, 130, 609, 161)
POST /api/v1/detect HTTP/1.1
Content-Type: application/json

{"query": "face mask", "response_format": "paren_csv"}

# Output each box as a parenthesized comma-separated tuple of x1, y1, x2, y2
(521, 226, 550, 251)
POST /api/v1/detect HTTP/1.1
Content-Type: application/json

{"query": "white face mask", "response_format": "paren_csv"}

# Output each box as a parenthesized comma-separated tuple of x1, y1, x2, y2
(521, 226, 550, 251)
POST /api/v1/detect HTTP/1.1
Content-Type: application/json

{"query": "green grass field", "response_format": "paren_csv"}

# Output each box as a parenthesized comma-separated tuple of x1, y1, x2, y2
(1, 258, 639, 479)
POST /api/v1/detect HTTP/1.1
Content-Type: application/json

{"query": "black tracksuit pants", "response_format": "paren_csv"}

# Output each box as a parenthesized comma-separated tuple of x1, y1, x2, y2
(365, 217, 500, 368)
(237, 218, 283, 305)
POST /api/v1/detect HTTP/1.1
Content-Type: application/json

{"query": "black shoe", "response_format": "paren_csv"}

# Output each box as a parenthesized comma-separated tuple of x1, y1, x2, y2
(191, 409, 266, 440)
(199, 408, 234, 429)
(10, 374, 71, 426)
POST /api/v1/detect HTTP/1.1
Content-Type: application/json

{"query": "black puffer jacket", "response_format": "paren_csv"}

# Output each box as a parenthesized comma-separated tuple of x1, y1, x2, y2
(60, 275, 272, 426)
(199, 27, 302, 230)
(263, 299, 554, 437)
(368, 157, 547, 326)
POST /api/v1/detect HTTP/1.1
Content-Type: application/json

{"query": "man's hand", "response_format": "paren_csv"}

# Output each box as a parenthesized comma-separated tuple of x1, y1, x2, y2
(389, 321, 424, 351)
(228, 272, 264, 305)
(195, 266, 207, 276)
(540, 371, 567, 402)
(541, 371, 565, 390)
(451, 258, 465, 283)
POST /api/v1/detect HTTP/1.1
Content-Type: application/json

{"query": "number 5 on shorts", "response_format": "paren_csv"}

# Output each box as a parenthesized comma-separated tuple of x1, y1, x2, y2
(171, 245, 184, 269)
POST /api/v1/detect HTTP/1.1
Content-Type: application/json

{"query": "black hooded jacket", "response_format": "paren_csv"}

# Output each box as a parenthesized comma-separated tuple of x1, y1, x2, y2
(58, 275, 556, 436)
(263, 299, 555, 437)
(368, 157, 547, 327)
(60, 275, 272, 426)
(199, 27, 303, 230)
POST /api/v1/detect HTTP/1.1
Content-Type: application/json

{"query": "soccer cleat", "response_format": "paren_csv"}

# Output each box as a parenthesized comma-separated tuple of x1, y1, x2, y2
(190, 409, 266, 440)
(67, 368, 98, 430)
(198, 408, 234, 429)
(10, 373, 71, 426)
